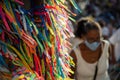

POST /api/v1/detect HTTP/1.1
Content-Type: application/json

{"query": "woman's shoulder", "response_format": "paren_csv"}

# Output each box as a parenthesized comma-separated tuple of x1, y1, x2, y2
(102, 40, 110, 46)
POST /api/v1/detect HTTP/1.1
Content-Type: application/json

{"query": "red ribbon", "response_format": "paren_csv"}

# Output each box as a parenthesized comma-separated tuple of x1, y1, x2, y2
(0, 6, 11, 31)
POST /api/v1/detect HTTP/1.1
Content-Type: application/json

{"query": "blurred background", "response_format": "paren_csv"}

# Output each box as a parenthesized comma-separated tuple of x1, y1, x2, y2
(69, 0, 120, 33)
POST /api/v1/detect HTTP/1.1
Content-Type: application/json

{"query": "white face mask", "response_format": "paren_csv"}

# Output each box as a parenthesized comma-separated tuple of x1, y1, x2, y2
(84, 40, 100, 51)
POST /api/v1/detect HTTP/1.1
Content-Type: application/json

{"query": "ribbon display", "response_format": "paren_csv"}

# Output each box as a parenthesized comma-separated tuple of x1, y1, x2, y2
(0, 0, 81, 79)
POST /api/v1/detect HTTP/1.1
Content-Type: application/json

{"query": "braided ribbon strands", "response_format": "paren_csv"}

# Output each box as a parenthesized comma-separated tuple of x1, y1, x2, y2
(0, 0, 81, 79)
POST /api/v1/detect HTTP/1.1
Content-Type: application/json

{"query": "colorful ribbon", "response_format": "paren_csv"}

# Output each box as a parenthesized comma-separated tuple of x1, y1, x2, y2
(0, 0, 81, 79)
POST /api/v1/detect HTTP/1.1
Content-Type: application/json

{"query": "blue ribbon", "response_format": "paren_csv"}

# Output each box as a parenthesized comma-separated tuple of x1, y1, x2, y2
(0, 55, 8, 67)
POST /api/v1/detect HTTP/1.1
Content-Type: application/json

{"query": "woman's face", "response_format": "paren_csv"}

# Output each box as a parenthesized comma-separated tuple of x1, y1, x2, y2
(85, 29, 100, 43)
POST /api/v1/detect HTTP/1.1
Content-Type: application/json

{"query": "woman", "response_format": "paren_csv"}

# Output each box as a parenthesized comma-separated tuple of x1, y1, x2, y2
(70, 17, 94, 49)
(70, 18, 110, 80)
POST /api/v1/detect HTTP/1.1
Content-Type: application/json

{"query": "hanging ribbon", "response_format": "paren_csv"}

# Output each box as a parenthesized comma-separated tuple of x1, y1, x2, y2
(0, 0, 81, 79)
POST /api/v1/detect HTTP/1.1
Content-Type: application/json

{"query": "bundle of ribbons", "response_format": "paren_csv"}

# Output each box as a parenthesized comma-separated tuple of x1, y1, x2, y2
(0, 0, 81, 80)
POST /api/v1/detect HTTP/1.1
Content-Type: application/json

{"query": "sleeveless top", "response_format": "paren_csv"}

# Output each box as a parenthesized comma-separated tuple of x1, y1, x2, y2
(73, 40, 110, 80)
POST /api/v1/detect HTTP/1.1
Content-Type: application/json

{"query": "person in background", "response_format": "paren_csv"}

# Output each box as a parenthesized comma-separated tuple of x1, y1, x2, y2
(109, 28, 120, 63)
(70, 18, 110, 80)
(97, 19, 110, 40)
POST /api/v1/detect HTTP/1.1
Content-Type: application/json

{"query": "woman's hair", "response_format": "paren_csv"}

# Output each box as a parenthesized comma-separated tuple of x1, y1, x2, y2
(75, 17, 102, 38)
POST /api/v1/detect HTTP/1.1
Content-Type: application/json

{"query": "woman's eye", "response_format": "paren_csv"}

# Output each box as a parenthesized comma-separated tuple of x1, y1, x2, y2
(88, 39, 94, 43)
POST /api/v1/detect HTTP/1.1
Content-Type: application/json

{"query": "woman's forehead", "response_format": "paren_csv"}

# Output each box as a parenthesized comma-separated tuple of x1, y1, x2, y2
(86, 30, 100, 37)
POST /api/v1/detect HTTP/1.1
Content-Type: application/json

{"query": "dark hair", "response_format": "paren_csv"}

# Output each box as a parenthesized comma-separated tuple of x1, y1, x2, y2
(75, 18, 101, 38)
(97, 20, 104, 27)
(75, 20, 88, 38)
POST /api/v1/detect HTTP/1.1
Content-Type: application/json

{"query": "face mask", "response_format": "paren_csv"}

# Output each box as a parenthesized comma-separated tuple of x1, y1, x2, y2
(84, 40, 100, 51)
